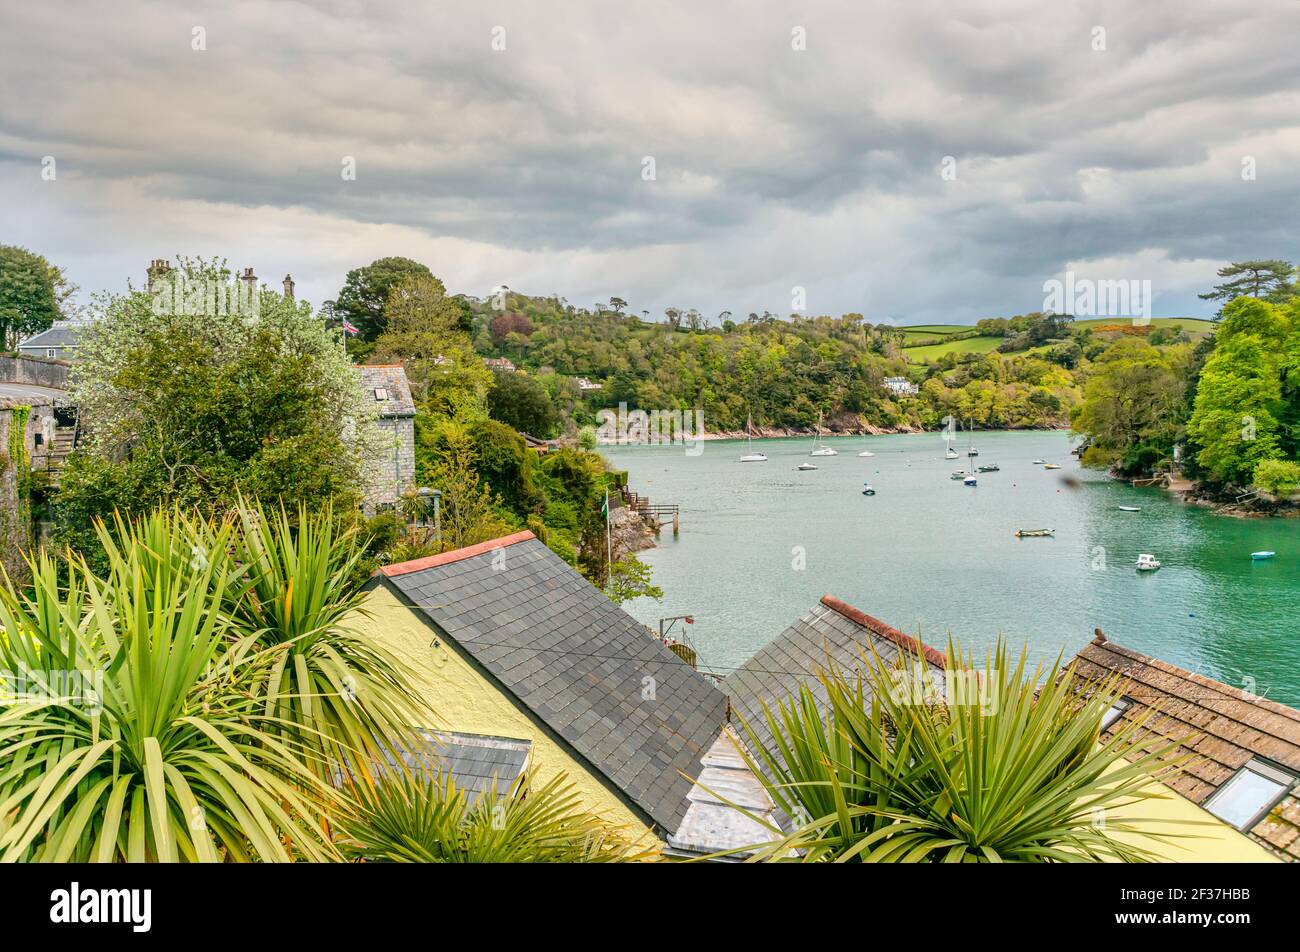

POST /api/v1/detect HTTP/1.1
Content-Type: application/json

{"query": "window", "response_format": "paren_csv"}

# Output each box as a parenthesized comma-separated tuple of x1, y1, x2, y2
(1101, 696, 1133, 731)
(374, 388, 388, 401)
(46, 348, 56, 358)
(1203, 758, 1296, 831)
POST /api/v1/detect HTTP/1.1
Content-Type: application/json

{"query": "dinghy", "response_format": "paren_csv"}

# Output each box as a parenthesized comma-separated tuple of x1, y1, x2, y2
(1032, 459, 1045, 465)
(858, 450, 875, 457)
(1014, 528, 1055, 538)
(1118, 505, 1141, 512)
(1252, 551, 1276, 560)
(1043, 463, 1062, 470)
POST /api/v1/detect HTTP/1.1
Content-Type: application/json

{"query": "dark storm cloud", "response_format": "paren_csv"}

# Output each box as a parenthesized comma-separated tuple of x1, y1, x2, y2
(0, 0, 1297, 321)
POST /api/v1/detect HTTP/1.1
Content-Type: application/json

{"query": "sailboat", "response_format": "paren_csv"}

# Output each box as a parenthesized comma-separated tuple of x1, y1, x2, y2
(966, 418, 978, 457)
(945, 446, 959, 460)
(809, 412, 837, 456)
(738, 414, 767, 462)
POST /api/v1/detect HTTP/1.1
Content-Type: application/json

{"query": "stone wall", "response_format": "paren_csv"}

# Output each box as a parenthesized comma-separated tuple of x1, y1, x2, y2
(364, 415, 416, 512)
(0, 354, 70, 391)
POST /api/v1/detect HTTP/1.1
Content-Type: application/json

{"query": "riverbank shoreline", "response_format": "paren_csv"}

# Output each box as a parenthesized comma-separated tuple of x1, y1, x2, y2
(603, 422, 1072, 444)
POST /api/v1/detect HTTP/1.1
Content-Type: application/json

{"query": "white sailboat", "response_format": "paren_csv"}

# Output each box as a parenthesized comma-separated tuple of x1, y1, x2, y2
(738, 414, 767, 462)
(966, 418, 978, 457)
(809, 412, 837, 456)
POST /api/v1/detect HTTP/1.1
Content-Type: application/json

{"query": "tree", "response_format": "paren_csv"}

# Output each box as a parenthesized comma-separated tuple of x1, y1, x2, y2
(57, 258, 383, 559)
(335, 257, 436, 342)
(487, 370, 560, 438)
(1253, 459, 1300, 496)
(1070, 338, 1190, 473)
(606, 554, 663, 604)
(373, 276, 492, 416)
(1199, 260, 1297, 312)
(0, 245, 60, 349)
(608, 296, 627, 314)
(1186, 297, 1293, 484)
(421, 423, 512, 550)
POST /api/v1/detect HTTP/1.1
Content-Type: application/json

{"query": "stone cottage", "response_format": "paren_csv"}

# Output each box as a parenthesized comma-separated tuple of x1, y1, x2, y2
(357, 364, 416, 513)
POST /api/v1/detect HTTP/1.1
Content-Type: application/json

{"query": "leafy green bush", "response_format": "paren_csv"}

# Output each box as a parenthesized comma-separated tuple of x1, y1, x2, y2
(1253, 458, 1300, 496)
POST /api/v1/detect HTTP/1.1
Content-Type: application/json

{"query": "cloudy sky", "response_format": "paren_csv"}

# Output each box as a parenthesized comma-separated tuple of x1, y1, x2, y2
(2, 1, 1298, 323)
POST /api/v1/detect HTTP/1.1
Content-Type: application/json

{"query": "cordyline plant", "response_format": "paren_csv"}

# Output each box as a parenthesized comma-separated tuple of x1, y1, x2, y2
(734, 638, 1193, 862)
(0, 531, 341, 861)
(202, 502, 428, 781)
(339, 767, 644, 863)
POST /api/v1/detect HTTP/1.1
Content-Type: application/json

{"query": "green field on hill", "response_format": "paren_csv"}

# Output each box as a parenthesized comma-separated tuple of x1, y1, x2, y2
(903, 336, 1003, 362)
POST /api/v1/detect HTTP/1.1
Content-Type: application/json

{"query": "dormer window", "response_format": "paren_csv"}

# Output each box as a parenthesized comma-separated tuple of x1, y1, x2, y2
(374, 388, 388, 401)
(1101, 696, 1133, 731)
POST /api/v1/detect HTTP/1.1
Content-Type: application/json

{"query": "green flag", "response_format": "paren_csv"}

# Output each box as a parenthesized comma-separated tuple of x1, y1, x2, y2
(601, 488, 609, 520)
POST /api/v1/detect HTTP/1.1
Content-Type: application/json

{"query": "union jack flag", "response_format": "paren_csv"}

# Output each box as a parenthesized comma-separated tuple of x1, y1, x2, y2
(341, 318, 359, 336)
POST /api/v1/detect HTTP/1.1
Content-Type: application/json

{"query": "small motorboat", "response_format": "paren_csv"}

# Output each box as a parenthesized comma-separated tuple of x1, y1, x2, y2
(963, 475, 977, 487)
(858, 450, 875, 457)
(1118, 505, 1141, 512)
(1043, 463, 1062, 470)
(1252, 551, 1276, 561)
(1015, 528, 1055, 538)
(739, 452, 767, 462)
(862, 484, 876, 496)
(1032, 459, 1045, 465)
(977, 463, 1000, 473)
(950, 471, 969, 480)
(810, 446, 838, 457)
(1136, 554, 1161, 571)
(797, 461, 818, 471)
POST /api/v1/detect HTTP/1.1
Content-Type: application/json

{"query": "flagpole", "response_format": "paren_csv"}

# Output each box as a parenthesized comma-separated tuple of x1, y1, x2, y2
(604, 488, 612, 587)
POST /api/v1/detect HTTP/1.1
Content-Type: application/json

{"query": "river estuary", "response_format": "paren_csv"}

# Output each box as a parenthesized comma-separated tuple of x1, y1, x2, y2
(603, 430, 1300, 706)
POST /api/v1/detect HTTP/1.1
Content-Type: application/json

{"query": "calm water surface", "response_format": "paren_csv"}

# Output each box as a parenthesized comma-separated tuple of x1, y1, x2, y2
(603, 431, 1300, 706)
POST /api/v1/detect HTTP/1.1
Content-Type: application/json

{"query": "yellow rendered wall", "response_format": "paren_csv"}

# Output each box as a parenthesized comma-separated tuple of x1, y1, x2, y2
(357, 584, 660, 851)
(1102, 760, 1279, 863)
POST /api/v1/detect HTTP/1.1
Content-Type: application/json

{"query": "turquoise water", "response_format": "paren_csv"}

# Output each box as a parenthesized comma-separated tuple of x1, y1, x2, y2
(604, 431, 1300, 706)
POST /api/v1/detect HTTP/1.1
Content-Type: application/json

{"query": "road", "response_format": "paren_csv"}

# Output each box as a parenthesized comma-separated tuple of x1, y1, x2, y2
(0, 382, 66, 403)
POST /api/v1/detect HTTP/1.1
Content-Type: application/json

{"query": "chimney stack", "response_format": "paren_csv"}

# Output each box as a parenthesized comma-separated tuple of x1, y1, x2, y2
(146, 258, 172, 294)
(283, 274, 295, 301)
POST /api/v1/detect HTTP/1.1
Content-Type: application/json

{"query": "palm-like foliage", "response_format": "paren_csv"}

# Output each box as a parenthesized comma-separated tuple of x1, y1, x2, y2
(206, 503, 428, 780)
(339, 769, 643, 863)
(737, 639, 1191, 862)
(0, 532, 341, 862)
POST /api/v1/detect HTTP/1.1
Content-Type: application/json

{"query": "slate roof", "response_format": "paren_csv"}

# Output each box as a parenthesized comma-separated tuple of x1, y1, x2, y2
(1072, 631, 1300, 861)
(356, 364, 416, 418)
(19, 324, 81, 349)
(18, 324, 81, 350)
(388, 730, 531, 803)
(378, 531, 729, 832)
(726, 595, 946, 762)
(338, 729, 531, 805)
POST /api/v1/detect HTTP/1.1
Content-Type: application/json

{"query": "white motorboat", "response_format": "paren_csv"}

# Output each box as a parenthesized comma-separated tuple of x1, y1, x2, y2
(858, 450, 875, 457)
(798, 461, 819, 471)
(1136, 554, 1161, 571)
(1032, 459, 1045, 465)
